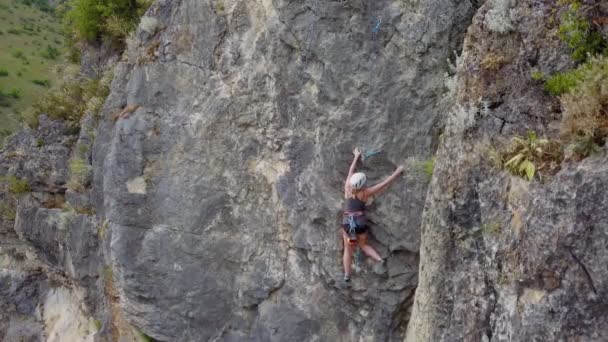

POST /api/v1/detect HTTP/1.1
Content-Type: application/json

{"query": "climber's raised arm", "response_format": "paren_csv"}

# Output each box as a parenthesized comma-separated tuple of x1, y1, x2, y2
(344, 147, 362, 194)
(364, 166, 404, 197)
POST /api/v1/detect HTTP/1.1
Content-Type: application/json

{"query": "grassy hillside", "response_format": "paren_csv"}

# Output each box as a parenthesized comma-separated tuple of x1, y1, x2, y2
(0, 0, 65, 138)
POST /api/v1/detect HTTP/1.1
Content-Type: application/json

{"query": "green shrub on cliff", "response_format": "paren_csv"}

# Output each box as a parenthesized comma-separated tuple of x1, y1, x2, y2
(21, 64, 112, 128)
(558, 2, 606, 62)
(558, 56, 608, 156)
(2, 175, 31, 194)
(67, 157, 91, 192)
(65, 0, 153, 44)
(499, 131, 563, 181)
(544, 61, 594, 95)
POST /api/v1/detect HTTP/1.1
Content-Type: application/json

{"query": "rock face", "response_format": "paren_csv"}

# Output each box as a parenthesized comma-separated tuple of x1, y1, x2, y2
(91, 0, 473, 340)
(406, 0, 608, 341)
(3, 0, 607, 341)
(0, 116, 103, 341)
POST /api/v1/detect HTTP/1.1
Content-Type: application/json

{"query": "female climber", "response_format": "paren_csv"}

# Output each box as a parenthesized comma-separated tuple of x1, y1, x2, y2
(342, 147, 404, 282)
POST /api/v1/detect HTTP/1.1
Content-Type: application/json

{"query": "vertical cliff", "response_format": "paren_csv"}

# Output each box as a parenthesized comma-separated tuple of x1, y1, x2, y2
(3, 0, 606, 341)
(90, 0, 474, 340)
(407, 0, 608, 340)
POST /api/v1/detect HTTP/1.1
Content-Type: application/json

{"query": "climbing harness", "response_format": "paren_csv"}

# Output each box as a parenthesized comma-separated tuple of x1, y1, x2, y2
(346, 215, 358, 246)
(344, 212, 363, 270)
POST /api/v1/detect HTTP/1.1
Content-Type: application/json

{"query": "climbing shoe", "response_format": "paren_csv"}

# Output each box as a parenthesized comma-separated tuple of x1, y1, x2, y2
(373, 259, 387, 275)
(343, 274, 351, 283)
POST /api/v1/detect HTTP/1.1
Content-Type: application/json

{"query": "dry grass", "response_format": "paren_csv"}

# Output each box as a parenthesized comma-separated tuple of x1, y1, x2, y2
(558, 55, 608, 157)
(480, 53, 507, 71)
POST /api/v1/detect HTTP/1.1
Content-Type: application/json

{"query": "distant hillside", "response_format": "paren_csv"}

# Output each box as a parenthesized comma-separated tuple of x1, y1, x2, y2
(0, 0, 65, 140)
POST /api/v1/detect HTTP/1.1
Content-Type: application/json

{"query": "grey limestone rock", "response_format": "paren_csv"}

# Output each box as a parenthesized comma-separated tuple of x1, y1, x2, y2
(406, 0, 608, 341)
(91, 0, 475, 340)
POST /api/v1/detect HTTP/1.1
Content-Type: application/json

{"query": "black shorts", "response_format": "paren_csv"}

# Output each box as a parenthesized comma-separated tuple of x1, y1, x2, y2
(343, 224, 368, 235)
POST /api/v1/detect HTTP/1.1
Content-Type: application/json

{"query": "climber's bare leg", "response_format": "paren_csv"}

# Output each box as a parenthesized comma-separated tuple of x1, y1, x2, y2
(357, 233, 383, 262)
(342, 231, 354, 276)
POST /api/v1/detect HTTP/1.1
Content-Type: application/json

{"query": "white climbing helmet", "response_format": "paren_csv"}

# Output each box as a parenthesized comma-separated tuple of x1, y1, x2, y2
(350, 172, 367, 189)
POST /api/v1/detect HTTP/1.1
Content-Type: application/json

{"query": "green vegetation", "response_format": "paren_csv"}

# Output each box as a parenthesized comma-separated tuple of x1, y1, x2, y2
(499, 130, 563, 181)
(103, 265, 113, 280)
(17, 0, 53, 13)
(1, 175, 31, 194)
(21, 64, 112, 128)
(558, 56, 608, 158)
(94, 319, 102, 331)
(481, 222, 501, 235)
(31, 78, 50, 87)
(558, 2, 606, 62)
(137, 329, 154, 342)
(570, 135, 602, 159)
(0, 200, 16, 220)
(11, 49, 26, 60)
(64, 0, 153, 44)
(539, 2, 608, 163)
(97, 219, 109, 238)
(544, 65, 587, 96)
(67, 157, 91, 191)
(418, 157, 435, 180)
(0, 0, 66, 136)
(531, 70, 544, 81)
(40, 44, 60, 59)
(0, 68, 8, 77)
(0, 89, 14, 107)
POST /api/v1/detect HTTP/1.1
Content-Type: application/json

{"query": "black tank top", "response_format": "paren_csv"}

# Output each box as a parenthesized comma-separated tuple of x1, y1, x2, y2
(345, 197, 366, 212)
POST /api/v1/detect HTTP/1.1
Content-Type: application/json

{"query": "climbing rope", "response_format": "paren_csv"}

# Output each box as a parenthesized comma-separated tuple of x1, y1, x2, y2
(298, 0, 319, 81)
(357, 3, 385, 154)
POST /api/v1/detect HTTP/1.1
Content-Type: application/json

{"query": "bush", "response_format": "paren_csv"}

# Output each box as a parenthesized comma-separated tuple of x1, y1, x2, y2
(570, 135, 602, 159)
(418, 157, 435, 180)
(0, 69, 7, 77)
(0, 91, 11, 107)
(558, 2, 606, 62)
(544, 59, 598, 95)
(67, 157, 91, 191)
(3, 175, 31, 194)
(40, 44, 60, 60)
(11, 49, 26, 59)
(21, 64, 112, 127)
(32, 79, 51, 87)
(531, 70, 544, 81)
(7, 29, 21, 35)
(499, 130, 563, 181)
(65, 0, 153, 44)
(17, 0, 52, 12)
(0, 201, 16, 221)
(559, 55, 608, 153)
(8, 88, 21, 99)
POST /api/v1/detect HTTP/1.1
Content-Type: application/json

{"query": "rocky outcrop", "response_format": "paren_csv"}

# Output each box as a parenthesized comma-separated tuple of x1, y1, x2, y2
(5, 0, 607, 341)
(90, 0, 474, 340)
(0, 116, 103, 341)
(406, 0, 608, 341)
